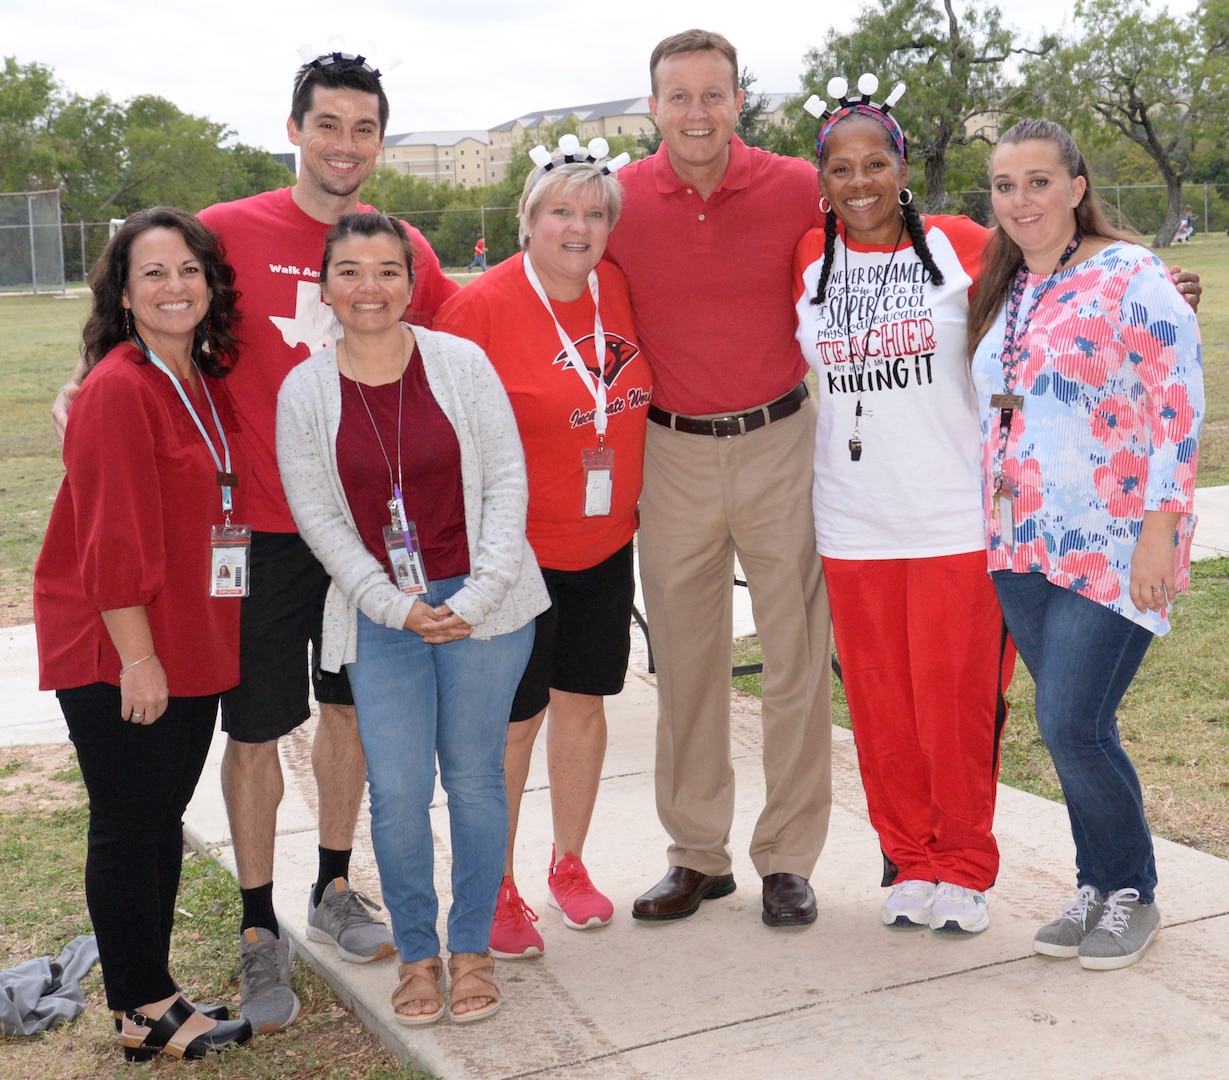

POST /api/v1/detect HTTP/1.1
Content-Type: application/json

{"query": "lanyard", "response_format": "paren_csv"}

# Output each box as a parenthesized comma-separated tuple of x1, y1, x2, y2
(522, 253, 608, 445)
(138, 338, 235, 518)
(841, 218, 905, 457)
(992, 234, 1081, 490)
(341, 334, 409, 533)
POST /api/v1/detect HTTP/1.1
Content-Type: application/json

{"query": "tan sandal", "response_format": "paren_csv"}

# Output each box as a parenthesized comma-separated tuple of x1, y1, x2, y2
(391, 957, 444, 1026)
(447, 950, 501, 1023)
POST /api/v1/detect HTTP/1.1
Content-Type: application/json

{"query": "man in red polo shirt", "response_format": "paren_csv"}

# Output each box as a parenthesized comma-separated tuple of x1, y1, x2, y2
(605, 28, 832, 928)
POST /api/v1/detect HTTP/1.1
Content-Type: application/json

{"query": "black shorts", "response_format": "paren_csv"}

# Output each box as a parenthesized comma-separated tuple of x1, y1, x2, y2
(508, 540, 635, 723)
(220, 532, 353, 744)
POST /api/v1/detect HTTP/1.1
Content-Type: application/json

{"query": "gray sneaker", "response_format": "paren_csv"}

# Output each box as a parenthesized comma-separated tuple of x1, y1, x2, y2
(1034, 885, 1104, 958)
(306, 877, 397, 964)
(239, 927, 301, 1034)
(1078, 888, 1160, 970)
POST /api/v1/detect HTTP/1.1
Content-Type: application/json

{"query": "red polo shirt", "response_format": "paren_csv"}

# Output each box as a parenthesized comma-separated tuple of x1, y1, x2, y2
(604, 136, 822, 415)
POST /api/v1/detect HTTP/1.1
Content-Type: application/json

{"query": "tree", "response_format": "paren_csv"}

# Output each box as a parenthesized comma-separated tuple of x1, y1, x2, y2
(2, 56, 293, 222)
(217, 144, 294, 204)
(1029, 0, 1229, 246)
(0, 58, 62, 192)
(735, 68, 771, 149)
(802, 0, 1055, 212)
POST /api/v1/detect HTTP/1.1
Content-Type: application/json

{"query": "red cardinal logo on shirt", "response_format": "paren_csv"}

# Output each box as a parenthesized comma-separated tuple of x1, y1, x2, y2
(552, 333, 640, 389)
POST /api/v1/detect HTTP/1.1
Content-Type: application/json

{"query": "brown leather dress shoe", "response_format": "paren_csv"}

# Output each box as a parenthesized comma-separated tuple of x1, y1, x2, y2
(762, 873, 817, 927)
(631, 866, 736, 921)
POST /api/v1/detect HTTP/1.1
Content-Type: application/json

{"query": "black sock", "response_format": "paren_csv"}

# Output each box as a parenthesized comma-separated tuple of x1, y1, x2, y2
(313, 846, 353, 907)
(239, 882, 278, 937)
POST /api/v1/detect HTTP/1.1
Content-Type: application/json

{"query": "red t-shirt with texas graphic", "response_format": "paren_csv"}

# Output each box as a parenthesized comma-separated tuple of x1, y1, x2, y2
(198, 187, 458, 532)
(435, 253, 650, 571)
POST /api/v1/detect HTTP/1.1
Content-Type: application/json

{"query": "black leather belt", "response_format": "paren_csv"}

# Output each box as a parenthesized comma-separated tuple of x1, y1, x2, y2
(647, 382, 808, 437)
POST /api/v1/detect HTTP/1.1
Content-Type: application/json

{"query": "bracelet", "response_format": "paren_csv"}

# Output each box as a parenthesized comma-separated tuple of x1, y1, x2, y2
(119, 653, 155, 679)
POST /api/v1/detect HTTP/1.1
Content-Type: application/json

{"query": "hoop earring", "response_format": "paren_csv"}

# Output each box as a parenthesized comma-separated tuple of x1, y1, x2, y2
(898, 188, 914, 206)
(819, 196, 832, 215)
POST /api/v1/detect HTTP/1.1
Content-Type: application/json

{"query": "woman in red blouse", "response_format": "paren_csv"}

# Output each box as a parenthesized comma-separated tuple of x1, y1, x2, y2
(34, 207, 252, 1061)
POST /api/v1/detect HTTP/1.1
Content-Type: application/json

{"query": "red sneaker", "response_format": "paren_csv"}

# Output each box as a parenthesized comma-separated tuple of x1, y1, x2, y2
(547, 847, 614, 930)
(489, 876, 543, 959)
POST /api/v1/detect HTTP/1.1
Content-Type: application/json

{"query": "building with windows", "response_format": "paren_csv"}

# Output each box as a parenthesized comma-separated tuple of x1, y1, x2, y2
(379, 94, 795, 188)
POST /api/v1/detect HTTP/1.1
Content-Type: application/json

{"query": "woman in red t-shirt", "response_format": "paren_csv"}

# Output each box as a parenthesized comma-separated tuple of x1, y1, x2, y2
(435, 141, 651, 959)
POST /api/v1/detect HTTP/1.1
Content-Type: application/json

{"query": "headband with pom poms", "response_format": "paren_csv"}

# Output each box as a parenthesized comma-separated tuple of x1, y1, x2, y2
(805, 73, 907, 161)
(528, 135, 631, 177)
(296, 37, 402, 79)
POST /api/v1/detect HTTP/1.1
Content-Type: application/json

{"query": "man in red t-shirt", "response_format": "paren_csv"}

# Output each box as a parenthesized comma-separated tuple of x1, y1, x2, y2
(53, 54, 459, 1034)
(605, 29, 832, 930)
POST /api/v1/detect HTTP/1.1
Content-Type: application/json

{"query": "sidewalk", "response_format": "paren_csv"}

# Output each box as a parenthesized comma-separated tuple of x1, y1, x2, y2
(3, 487, 1229, 1077)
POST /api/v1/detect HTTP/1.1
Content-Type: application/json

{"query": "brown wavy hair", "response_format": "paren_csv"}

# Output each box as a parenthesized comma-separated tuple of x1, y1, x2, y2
(81, 207, 241, 378)
(968, 120, 1133, 358)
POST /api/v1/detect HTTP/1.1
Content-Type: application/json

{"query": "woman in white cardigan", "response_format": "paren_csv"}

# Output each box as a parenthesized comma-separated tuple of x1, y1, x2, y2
(277, 213, 547, 1027)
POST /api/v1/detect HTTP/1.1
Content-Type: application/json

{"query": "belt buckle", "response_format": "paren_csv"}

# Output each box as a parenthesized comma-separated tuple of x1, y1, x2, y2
(711, 415, 743, 438)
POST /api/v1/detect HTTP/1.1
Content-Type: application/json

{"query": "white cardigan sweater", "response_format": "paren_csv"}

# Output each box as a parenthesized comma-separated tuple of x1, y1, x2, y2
(276, 325, 549, 671)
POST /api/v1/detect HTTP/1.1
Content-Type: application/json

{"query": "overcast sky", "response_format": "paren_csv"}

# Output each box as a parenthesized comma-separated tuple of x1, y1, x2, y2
(5, 1, 1197, 157)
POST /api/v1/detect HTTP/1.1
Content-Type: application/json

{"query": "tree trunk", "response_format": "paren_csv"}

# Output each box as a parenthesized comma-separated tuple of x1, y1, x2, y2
(1152, 177, 1184, 247)
(924, 154, 948, 215)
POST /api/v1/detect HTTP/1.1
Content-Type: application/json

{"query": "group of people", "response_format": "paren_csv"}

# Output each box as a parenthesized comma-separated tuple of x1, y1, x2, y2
(33, 25, 1203, 1062)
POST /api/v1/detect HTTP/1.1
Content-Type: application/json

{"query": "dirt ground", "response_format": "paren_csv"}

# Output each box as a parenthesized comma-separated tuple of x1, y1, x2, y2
(0, 584, 33, 628)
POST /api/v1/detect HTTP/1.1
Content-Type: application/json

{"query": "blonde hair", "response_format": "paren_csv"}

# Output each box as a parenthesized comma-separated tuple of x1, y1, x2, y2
(518, 162, 623, 249)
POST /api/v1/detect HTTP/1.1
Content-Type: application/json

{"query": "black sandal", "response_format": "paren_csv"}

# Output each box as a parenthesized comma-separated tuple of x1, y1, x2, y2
(121, 996, 252, 1061)
(113, 1001, 229, 1032)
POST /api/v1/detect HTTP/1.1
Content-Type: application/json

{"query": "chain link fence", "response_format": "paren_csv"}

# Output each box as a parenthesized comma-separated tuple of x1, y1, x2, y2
(0, 190, 65, 292)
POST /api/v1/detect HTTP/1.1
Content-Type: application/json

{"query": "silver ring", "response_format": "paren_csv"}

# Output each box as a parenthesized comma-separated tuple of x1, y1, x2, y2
(1152, 586, 1163, 592)
(132, 711, 145, 720)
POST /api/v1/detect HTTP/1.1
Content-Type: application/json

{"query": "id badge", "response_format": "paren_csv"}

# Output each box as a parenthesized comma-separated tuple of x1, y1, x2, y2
(994, 491, 1015, 554)
(582, 447, 614, 518)
(384, 521, 428, 596)
(210, 523, 251, 597)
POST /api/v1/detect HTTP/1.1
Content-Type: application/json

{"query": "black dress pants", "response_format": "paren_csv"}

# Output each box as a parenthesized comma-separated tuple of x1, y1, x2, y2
(58, 683, 217, 1011)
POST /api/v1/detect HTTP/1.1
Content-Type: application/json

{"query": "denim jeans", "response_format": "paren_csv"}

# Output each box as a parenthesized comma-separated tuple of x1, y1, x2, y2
(992, 571, 1157, 901)
(346, 576, 534, 961)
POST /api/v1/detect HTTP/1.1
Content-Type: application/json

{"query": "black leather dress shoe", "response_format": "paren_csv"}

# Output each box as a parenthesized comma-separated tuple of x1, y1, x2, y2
(631, 866, 736, 921)
(762, 873, 817, 927)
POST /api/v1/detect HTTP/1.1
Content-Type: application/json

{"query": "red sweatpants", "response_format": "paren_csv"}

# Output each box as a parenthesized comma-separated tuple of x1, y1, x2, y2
(824, 551, 1014, 891)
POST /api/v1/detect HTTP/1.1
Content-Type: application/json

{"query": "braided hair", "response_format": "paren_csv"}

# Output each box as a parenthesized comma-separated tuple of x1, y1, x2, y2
(811, 114, 945, 306)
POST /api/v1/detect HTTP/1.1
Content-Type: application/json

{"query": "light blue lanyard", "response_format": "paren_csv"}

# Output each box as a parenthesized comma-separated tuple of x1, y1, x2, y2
(138, 338, 235, 518)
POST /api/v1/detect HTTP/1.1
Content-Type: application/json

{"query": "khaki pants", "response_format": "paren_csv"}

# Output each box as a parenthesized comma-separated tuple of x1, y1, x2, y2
(639, 398, 833, 879)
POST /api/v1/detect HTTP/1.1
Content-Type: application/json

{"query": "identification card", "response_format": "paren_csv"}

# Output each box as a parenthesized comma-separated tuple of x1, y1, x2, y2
(582, 447, 614, 518)
(383, 521, 428, 596)
(990, 393, 1024, 411)
(210, 523, 251, 597)
(994, 490, 1015, 553)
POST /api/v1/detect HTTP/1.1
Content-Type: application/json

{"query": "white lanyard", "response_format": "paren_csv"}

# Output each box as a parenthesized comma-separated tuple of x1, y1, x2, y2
(139, 340, 235, 518)
(522, 253, 608, 444)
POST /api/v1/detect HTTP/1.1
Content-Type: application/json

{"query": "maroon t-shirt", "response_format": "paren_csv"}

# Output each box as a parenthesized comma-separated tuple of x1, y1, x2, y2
(336, 345, 470, 583)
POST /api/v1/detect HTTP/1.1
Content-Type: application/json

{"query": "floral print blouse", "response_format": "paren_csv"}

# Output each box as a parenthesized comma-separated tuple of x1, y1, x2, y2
(972, 241, 1204, 635)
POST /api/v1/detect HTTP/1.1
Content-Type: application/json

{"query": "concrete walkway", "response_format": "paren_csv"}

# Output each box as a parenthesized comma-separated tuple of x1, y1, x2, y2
(4, 488, 1229, 1077)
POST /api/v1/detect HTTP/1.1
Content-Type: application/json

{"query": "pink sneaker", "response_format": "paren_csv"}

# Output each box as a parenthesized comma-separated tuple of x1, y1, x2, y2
(547, 847, 614, 930)
(489, 876, 543, 959)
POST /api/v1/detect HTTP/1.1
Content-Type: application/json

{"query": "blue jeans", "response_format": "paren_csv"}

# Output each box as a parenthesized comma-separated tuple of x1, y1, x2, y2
(992, 571, 1157, 901)
(346, 576, 534, 961)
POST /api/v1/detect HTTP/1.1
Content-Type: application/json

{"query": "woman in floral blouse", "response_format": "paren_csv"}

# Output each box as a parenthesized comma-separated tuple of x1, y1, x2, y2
(969, 119, 1204, 972)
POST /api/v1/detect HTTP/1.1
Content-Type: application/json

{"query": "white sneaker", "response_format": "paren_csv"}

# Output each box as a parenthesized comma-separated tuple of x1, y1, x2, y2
(928, 881, 990, 934)
(881, 879, 936, 927)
